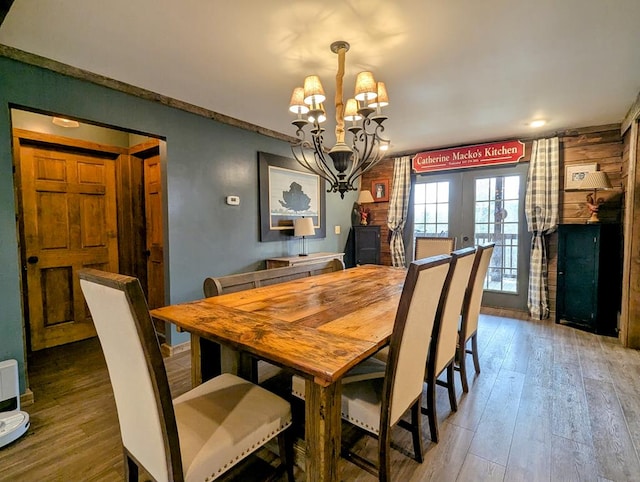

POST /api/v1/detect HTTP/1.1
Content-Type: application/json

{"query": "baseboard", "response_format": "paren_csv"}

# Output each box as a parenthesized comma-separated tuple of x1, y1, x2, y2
(20, 388, 34, 407)
(480, 306, 531, 320)
(160, 341, 191, 357)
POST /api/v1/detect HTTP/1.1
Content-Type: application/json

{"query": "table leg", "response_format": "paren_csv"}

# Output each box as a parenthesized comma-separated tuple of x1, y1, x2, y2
(190, 334, 202, 387)
(305, 380, 341, 482)
(191, 335, 223, 386)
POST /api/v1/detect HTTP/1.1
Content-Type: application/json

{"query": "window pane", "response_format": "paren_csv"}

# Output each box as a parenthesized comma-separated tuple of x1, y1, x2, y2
(504, 176, 520, 199)
(425, 204, 436, 224)
(503, 200, 519, 221)
(476, 178, 490, 201)
(475, 176, 520, 294)
(413, 181, 450, 243)
(437, 203, 449, 223)
(414, 183, 426, 204)
(437, 182, 449, 200)
(425, 183, 437, 203)
(437, 225, 449, 236)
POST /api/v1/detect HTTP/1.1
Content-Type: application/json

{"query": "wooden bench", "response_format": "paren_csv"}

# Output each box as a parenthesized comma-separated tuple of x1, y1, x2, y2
(203, 257, 345, 297)
(193, 257, 345, 386)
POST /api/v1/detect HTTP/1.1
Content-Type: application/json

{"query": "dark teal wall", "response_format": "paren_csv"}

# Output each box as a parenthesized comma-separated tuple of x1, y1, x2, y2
(0, 56, 357, 392)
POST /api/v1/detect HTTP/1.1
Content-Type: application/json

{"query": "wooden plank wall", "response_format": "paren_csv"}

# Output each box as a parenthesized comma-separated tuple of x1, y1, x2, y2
(622, 122, 640, 347)
(362, 126, 625, 321)
(548, 127, 624, 320)
(361, 160, 395, 266)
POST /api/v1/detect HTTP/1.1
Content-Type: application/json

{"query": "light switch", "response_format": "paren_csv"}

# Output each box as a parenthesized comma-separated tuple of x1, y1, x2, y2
(334, 225, 341, 235)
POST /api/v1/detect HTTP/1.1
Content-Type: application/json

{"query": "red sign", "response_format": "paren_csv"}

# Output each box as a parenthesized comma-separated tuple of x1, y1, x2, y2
(412, 140, 525, 173)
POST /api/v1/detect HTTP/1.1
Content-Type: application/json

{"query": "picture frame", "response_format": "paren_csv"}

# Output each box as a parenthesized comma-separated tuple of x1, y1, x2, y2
(564, 163, 597, 190)
(371, 179, 390, 202)
(258, 151, 326, 242)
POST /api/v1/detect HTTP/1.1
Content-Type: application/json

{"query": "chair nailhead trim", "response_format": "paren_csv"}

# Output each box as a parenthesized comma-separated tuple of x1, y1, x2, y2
(294, 389, 380, 434)
(342, 412, 379, 434)
(204, 420, 292, 481)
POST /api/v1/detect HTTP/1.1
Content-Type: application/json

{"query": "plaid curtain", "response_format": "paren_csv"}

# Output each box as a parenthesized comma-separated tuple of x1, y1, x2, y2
(387, 156, 411, 267)
(525, 137, 559, 319)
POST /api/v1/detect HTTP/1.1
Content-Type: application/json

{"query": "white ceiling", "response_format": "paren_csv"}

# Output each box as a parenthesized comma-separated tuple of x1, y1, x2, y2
(1, 0, 639, 155)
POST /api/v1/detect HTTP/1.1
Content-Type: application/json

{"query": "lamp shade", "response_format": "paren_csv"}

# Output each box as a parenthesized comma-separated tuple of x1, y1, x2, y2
(370, 82, 389, 108)
(289, 87, 310, 114)
(354, 71, 377, 101)
(343, 98, 362, 122)
(294, 217, 315, 237)
(580, 171, 612, 190)
(357, 190, 375, 204)
(303, 75, 326, 106)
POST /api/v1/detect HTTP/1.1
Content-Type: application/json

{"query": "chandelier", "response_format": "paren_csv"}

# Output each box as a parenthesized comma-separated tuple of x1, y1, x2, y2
(288, 41, 390, 198)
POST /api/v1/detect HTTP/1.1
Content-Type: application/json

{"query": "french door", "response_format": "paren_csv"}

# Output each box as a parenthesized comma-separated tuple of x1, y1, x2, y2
(412, 163, 531, 310)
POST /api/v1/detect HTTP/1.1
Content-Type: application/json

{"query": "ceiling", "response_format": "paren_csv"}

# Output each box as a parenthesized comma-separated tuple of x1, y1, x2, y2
(1, 0, 639, 156)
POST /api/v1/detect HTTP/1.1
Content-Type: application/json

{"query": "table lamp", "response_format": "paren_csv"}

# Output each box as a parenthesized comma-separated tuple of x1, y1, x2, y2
(356, 190, 374, 225)
(294, 217, 315, 256)
(580, 170, 612, 223)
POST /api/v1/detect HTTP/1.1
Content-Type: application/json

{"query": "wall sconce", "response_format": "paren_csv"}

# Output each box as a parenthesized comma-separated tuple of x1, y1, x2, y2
(580, 170, 612, 223)
(356, 190, 374, 225)
(293, 217, 315, 256)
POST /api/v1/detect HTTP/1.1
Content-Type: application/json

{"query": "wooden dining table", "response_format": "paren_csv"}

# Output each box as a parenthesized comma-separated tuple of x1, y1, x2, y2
(150, 264, 407, 482)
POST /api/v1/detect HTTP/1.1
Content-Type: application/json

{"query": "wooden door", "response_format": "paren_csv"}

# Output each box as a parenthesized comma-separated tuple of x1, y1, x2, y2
(17, 144, 118, 350)
(144, 154, 165, 312)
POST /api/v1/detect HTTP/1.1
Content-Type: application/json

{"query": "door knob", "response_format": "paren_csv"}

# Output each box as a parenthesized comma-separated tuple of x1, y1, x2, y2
(27, 256, 39, 264)
(463, 236, 469, 242)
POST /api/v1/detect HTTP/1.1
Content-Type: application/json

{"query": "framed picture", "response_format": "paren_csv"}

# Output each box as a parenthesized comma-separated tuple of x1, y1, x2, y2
(565, 163, 597, 190)
(258, 151, 326, 242)
(371, 179, 389, 202)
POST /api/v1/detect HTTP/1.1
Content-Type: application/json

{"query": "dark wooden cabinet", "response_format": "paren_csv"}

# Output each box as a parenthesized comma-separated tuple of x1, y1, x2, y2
(344, 225, 381, 268)
(556, 224, 621, 336)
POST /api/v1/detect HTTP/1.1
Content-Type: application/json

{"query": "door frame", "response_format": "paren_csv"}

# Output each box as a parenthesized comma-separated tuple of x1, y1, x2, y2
(12, 127, 164, 350)
(410, 162, 532, 311)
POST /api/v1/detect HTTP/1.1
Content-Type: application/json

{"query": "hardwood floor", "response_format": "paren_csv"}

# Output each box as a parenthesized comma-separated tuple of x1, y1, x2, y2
(2, 314, 640, 481)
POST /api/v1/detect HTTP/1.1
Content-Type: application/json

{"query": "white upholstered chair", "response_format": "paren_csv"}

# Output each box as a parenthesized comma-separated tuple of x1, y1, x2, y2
(78, 269, 294, 482)
(414, 236, 456, 260)
(365, 236, 455, 368)
(457, 242, 495, 392)
(292, 255, 453, 481)
(422, 246, 476, 443)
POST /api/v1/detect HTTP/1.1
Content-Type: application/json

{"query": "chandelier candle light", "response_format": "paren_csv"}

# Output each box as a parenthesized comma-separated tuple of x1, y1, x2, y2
(289, 41, 390, 198)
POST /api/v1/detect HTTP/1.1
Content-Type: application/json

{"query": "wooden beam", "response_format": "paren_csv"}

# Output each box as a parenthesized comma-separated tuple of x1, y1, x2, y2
(620, 120, 639, 347)
(12, 127, 127, 155)
(0, 44, 296, 144)
(391, 124, 621, 159)
(0, 0, 15, 26)
(622, 91, 640, 135)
